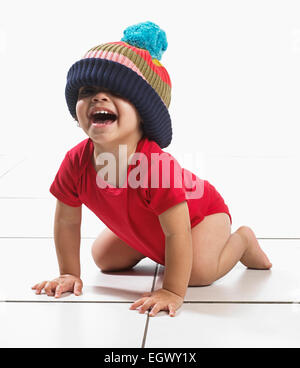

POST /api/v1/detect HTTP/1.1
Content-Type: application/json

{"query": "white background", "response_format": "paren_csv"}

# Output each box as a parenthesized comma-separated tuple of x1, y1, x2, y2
(1, 0, 299, 156)
(0, 0, 299, 234)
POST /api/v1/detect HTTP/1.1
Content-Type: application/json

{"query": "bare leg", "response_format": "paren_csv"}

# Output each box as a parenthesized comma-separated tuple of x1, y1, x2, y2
(91, 227, 146, 272)
(189, 213, 272, 286)
(216, 227, 272, 280)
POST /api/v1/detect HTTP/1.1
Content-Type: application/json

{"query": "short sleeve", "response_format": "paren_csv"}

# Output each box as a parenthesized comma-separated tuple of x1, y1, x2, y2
(146, 152, 187, 216)
(49, 151, 82, 207)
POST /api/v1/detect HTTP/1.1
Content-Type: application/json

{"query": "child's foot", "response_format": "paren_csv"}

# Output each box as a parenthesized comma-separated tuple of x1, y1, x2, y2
(238, 227, 272, 269)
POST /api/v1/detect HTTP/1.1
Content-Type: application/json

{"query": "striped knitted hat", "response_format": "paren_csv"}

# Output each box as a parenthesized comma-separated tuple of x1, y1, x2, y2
(65, 21, 172, 148)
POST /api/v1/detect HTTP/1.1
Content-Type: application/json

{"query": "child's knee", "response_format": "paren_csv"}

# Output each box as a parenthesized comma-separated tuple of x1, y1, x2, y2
(188, 266, 217, 287)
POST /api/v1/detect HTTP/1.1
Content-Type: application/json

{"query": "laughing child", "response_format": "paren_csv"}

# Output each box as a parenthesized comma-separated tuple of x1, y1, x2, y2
(32, 21, 272, 317)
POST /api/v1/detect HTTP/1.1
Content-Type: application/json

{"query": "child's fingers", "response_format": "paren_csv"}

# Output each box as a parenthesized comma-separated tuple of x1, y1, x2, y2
(129, 297, 148, 310)
(54, 280, 73, 298)
(168, 304, 176, 317)
(149, 303, 161, 317)
(55, 279, 81, 298)
(138, 299, 154, 314)
(44, 281, 58, 296)
(33, 277, 83, 298)
(54, 284, 64, 298)
(34, 281, 48, 294)
(74, 281, 82, 296)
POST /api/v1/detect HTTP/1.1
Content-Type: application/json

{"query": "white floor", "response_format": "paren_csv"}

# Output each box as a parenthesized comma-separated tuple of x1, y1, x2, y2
(1, 153, 300, 348)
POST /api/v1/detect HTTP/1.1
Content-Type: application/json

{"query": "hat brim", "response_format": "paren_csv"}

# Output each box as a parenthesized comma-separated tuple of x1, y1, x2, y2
(65, 58, 172, 148)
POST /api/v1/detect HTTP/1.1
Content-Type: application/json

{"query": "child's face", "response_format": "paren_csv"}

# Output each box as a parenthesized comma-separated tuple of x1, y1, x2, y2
(75, 86, 143, 144)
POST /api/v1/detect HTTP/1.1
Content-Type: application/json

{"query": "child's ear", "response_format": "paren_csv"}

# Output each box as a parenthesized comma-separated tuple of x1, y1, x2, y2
(73, 117, 80, 126)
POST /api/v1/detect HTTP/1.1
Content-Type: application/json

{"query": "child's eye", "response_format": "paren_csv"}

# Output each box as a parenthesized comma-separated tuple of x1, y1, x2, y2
(78, 87, 123, 99)
(79, 87, 94, 95)
(112, 92, 123, 98)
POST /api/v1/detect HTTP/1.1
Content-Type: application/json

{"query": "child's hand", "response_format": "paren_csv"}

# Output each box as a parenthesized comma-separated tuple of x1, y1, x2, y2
(129, 288, 183, 317)
(31, 274, 83, 298)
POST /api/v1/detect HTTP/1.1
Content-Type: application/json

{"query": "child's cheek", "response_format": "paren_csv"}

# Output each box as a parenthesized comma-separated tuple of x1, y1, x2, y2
(75, 100, 85, 120)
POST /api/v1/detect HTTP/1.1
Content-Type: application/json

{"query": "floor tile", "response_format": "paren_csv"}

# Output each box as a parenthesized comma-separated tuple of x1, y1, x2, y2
(204, 155, 300, 237)
(154, 239, 300, 302)
(145, 303, 300, 348)
(0, 155, 25, 178)
(0, 238, 157, 302)
(0, 302, 147, 348)
(0, 153, 66, 197)
(0, 198, 106, 238)
(206, 156, 300, 238)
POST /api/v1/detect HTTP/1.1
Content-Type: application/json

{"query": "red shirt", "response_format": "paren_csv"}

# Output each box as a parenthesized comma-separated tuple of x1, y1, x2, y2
(49, 136, 230, 265)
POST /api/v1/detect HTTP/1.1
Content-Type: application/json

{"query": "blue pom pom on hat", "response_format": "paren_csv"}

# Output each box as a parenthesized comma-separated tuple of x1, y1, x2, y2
(121, 21, 168, 61)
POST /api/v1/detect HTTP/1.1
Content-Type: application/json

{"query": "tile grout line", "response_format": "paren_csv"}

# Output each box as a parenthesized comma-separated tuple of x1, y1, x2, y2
(0, 197, 48, 200)
(140, 263, 159, 349)
(0, 159, 27, 179)
(2, 300, 154, 304)
(1, 237, 300, 240)
(2, 300, 300, 304)
(183, 301, 300, 304)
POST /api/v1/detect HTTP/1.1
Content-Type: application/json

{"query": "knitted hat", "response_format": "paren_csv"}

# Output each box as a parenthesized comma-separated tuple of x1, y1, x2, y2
(65, 21, 172, 148)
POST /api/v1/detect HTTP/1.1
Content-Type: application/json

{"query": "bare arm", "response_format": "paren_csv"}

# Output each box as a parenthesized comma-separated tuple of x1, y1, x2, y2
(32, 199, 83, 297)
(129, 201, 192, 316)
(54, 199, 82, 277)
(159, 201, 193, 299)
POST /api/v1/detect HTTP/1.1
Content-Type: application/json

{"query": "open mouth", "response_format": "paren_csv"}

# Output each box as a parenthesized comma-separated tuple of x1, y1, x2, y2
(90, 111, 118, 126)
